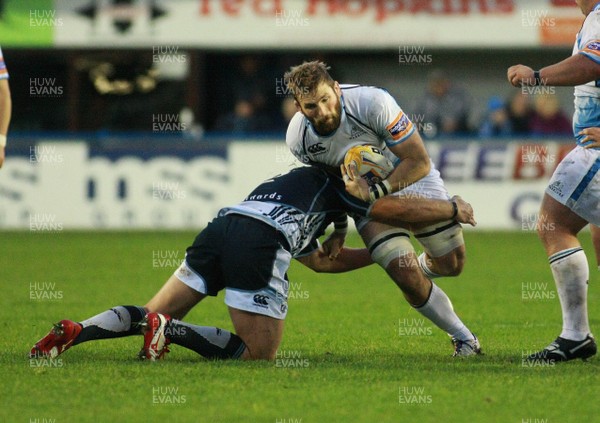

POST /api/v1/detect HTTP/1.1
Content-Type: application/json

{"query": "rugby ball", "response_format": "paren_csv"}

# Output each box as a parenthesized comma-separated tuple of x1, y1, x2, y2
(343, 145, 393, 184)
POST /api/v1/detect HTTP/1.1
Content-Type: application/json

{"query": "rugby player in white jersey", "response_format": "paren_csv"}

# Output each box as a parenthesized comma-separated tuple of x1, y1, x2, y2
(30, 166, 476, 361)
(284, 61, 481, 356)
(507, 0, 600, 362)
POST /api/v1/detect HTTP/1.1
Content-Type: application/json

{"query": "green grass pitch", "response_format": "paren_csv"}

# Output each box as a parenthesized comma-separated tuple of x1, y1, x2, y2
(2, 230, 599, 422)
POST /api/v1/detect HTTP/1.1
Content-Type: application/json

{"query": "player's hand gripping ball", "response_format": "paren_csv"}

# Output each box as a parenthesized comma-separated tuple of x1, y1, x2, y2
(343, 145, 394, 185)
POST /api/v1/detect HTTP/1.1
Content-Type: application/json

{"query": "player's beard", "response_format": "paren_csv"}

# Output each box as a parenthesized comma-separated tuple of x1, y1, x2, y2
(310, 97, 342, 135)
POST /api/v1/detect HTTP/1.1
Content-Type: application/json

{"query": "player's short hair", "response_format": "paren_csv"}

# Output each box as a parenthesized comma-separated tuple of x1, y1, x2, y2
(284, 61, 335, 101)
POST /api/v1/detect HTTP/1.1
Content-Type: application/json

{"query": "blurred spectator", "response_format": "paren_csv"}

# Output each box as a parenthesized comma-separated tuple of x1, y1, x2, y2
(232, 56, 269, 111)
(416, 69, 472, 137)
(507, 92, 533, 136)
(213, 96, 272, 135)
(478, 96, 512, 138)
(529, 94, 572, 136)
(273, 97, 299, 132)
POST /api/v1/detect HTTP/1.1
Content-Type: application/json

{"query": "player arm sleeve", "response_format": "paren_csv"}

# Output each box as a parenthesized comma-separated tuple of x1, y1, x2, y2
(368, 89, 415, 147)
(538, 19, 600, 86)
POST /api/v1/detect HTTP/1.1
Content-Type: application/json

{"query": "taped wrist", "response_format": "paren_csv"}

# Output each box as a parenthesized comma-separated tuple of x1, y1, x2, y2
(368, 180, 392, 203)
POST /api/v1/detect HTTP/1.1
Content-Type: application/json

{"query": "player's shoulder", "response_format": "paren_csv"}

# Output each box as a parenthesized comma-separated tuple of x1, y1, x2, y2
(340, 84, 393, 103)
(583, 8, 600, 34)
(285, 111, 307, 146)
(341, 84, 399, 122)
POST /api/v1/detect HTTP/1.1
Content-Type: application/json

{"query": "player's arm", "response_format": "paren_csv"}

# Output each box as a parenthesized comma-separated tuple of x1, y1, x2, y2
(340, 165, 476, 226)
(0, 78, 11, 168)
(508, 49, 600, 87)
(362, 91, 431, 202)
(320, 214, 348, 260)
(384, 131, 431, 192)
(296, 246, 373, 273)
(368, 195, 476, 227)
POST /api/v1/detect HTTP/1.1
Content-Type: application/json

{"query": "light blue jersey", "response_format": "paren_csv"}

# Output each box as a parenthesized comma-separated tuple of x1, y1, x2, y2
(574, 3, 600, 146)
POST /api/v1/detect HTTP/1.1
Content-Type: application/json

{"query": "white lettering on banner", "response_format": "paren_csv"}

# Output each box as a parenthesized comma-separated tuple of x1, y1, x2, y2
(0, 144, 228, 229)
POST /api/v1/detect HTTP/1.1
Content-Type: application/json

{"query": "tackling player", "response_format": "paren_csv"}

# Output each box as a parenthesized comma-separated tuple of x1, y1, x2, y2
(31, 166, 476, 361)
(507, 0, 600, 362)
(284, 61, 481, 356)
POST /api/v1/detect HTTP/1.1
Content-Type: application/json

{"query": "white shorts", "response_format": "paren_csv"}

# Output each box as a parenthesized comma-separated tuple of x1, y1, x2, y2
(398, 166, 451, 202)
(174, 212, 292, 322)
(175, 259, 290, 320)
(546, 145, 600, 226)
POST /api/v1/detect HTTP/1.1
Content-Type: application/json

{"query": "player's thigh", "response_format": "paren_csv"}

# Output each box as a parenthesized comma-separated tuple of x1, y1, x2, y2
(538, 193, 588, 254)
(358, 220, 414, 261)
(413, 220, 464, 257)
(359, 220, 427, 286)
(228, 307, 284, 361)
(145, 274, 206, 320)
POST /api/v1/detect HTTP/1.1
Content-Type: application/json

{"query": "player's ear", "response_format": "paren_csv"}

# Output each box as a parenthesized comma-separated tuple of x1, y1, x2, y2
(333, 81, 341, 96)
(294, 99, 302, 111)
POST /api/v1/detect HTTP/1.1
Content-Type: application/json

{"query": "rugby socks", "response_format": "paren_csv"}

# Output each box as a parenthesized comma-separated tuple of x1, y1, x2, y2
(73, 305, 146, 345)
(549, 248, 591, 341)
(414, 283, 474, 341)
(166, 320, 246, 359)
(418, 252, 443, 279)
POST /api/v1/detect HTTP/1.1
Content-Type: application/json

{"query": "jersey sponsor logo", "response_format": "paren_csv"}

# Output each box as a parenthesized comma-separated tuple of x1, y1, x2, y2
(307, 143, 327, 155)
(253, 294, 270, 307)
(386, 113, 413, 141)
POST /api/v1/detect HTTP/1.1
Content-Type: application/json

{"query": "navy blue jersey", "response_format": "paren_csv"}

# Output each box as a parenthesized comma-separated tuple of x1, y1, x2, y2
(220, 166, 369, 257)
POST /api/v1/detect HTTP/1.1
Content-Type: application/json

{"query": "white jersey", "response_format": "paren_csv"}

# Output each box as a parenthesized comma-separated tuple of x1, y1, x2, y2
(286, 84, 418, 169)
(571, 4, 600, 145)
(575, 3, 600, 98)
